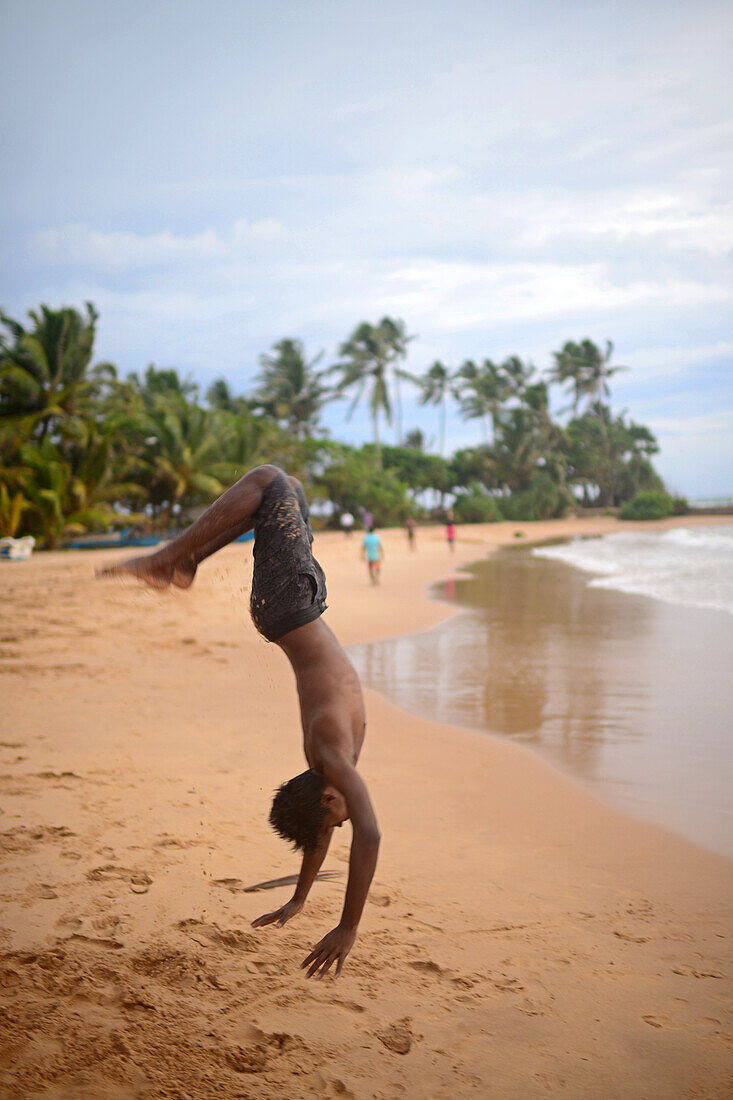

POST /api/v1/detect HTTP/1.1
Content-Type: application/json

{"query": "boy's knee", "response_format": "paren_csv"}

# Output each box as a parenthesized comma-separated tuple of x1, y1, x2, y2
(251, 464, 285, 488)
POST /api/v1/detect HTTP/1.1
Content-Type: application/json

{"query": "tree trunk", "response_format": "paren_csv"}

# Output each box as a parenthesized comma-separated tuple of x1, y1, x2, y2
(373, 411, 382, 468)
(394, 372, 402, 445)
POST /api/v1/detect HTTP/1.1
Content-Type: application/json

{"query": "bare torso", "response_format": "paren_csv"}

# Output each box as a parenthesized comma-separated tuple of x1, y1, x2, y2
(277, 618, 365, 771)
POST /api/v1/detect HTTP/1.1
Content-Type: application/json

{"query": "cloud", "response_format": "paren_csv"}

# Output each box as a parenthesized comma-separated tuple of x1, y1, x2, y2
(33, 218, 287, 273)
(380, 258, 732, 331)
(516, 188, 733, 254)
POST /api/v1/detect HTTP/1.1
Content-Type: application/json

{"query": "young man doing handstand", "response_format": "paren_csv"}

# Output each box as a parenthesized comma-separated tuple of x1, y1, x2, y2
(100, 465, 380, 979)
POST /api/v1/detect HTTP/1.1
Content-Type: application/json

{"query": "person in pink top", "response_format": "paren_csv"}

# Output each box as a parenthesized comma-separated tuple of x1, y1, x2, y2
(446, 509, 456, 553)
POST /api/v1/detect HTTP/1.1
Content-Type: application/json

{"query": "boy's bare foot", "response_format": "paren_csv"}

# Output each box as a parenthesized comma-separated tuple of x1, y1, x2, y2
(171, 557, 197, 589)
(97, 553, 175, 590)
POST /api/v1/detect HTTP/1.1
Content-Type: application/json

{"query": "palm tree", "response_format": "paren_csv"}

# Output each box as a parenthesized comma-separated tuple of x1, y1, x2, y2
(131, 364, 199, 407)
(0, 482, 30, 538)
(0, 449, 33, 537)
(6, 426, 143, 548)
(138, 397, 230, 523)
(206, 378, 236, 411)
(377, 317, 416, 444)
(488, 383, 562, 494)
(0, 302, 114, 441)
(500, 355, 535, 400)
(417, 360, 456, 455)
(455, 359, 511, 443)
(253, 338, 332, 439)
(549, 339, 626, 415)
(402, 427, 426, 451)
(332, 321, 394, 465)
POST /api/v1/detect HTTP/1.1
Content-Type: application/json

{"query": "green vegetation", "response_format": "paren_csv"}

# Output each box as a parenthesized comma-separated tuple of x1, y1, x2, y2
(619, 490, 676, 521)
(0, 302, 678, 546)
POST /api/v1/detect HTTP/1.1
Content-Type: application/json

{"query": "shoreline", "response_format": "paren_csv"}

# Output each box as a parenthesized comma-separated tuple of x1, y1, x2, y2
(2, 512, 732, 1098)
(351, 537, 733, 860)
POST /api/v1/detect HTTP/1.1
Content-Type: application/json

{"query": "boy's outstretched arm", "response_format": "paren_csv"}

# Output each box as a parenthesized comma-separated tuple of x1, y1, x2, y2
(302, 757, 380, 979)
(251, 828, 334, 928)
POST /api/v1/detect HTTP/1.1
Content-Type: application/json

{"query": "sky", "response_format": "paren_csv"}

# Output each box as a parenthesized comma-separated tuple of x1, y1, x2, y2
(2, 0, 732, 498)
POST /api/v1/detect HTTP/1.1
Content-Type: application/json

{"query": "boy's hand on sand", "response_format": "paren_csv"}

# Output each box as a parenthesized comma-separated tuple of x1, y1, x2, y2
(251, 898, 303, 928)
(301, 925, 356, 979)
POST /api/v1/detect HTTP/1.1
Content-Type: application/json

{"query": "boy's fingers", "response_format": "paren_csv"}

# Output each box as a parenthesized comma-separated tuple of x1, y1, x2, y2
(251, 911, 278, 927)
(317, 955, 337, 980)
(305, 947, 330, 978)
(302, 941, 325, 968)
(306, 957, 323, 978)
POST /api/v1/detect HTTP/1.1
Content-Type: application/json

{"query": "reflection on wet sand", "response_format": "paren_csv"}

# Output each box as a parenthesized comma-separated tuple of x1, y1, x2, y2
(350, 548, 733, 857)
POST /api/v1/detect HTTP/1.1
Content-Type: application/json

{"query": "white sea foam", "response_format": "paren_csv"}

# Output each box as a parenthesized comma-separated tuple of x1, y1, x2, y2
(533, 525, 733, 615)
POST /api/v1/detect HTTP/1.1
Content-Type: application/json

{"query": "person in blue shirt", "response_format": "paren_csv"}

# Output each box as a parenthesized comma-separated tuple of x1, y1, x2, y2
(361, 526, 384, 586)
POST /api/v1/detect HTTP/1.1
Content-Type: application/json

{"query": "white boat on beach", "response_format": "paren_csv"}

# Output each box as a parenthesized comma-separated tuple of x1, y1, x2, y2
(0, 536, 36, 561)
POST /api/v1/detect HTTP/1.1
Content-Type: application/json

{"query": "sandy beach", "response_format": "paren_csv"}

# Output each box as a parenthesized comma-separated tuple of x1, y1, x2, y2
(1, 514, 732, 1099)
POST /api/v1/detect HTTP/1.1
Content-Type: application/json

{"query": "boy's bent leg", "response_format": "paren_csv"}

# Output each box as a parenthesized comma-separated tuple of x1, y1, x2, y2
(98, 464, 282, 589)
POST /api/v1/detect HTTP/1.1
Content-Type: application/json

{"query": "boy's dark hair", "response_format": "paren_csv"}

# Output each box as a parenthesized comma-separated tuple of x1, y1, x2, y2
(269, 769, 327, 852)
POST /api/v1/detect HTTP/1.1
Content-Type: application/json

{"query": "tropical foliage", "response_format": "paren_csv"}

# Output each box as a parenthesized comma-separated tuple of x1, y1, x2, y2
(619, 490, 676, 521)
(252, 338, 332, 439)
(0, 301, 678, 544)
(332, 317, 416, 463)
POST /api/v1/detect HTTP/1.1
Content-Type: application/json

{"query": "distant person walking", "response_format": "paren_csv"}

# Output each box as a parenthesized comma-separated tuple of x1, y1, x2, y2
(362, 526, 384, 586)
(340, 512, 355, 537)
(361, 508, 373, 532)
(404, 516, 416, 551)
(446, 511, 456, 554)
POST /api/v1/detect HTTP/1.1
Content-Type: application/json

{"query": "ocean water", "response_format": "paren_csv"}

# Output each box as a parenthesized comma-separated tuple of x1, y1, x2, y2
(349, 526, 733, 858)
(533, 525, 733, 616)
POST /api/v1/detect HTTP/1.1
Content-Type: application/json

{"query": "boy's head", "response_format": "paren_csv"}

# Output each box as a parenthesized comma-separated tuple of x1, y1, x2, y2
(269, 769, 348, 852)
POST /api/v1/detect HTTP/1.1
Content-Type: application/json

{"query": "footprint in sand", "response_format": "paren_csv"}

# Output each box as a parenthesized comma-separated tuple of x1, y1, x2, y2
(86, 864, 152, 894)
(36, 770, 82, 781)
(130, 943, 226, 990)
(28, 883, 59, 900)
(177, 918, 259, 953)
(0, 825, 75, 856)
(66, 933, 124, 950)
(375, 1018, 417, 1055)
(368, 892, 392, 908)
(406, 954, 480, 997)
(154, 834, 205, 849)
(311, 1073, 356, 1098)
(332, 999, 366, 1014)
(492, 975, 525, 993)
(56, 915, 83, 935)
(223, 1029, 308, 1077)
(613, 930, 650, 944)
(0, 776, 33, 797)
(671, 964, 724, 979)
(213, 877, 247, 893)
(409, 958, 443, 976)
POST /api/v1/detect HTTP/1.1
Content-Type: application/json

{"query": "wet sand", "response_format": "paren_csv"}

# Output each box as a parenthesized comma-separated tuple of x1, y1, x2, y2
(1, 513, 732, 1099)
(350, 546, 733, 857)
